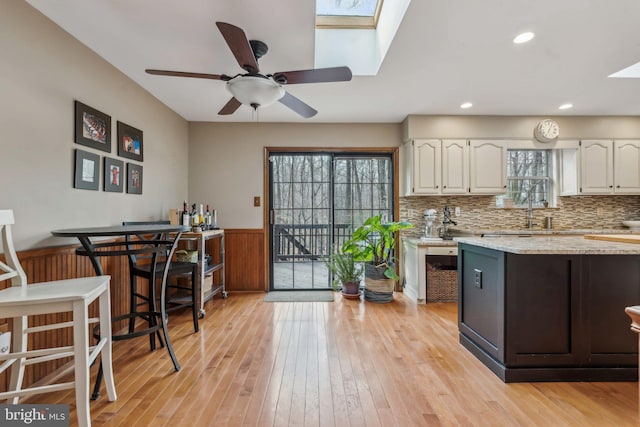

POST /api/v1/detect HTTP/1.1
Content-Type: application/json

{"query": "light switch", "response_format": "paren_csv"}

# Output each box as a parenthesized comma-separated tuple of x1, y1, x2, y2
(253, 196, 261, 207)
(474, 269, 482, 289)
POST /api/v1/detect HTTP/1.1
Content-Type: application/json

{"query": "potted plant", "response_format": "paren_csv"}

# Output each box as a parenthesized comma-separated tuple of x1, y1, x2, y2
(325, 245, 363, 298)
(342, 214, 413, 303)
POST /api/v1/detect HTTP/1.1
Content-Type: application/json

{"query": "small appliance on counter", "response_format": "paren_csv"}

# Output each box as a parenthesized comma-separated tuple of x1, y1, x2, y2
(441, 205, 457, 240)
(421, 208, 442, 240)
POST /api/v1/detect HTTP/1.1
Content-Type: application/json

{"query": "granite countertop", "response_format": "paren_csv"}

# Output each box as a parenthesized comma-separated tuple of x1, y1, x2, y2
(454, 235, 640, 255)
(404, 228, 640, 247)
(448, 227, 637, 236)
(403, 237, 458, 247)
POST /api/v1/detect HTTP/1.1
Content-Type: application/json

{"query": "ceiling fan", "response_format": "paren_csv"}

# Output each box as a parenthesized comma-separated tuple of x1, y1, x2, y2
(146, 22, 353, 118)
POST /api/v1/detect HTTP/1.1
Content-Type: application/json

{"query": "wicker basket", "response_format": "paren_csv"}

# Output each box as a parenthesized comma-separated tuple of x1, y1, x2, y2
(176, 250, 198, 263)
(364, 264, 394, 303)
(427, 269, 458, 302)
(364, 277, 394, 293)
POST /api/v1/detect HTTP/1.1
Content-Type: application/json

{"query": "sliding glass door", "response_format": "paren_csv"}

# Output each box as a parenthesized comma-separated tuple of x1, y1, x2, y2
(269, 152, 393, 290)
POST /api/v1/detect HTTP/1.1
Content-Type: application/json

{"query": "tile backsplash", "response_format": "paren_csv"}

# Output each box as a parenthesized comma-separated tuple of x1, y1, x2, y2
(400, 195, 640, 237)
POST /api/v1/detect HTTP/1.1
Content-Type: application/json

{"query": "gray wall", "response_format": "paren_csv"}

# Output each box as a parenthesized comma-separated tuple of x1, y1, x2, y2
(1, 2, 189, 250)
(403, 115, 640, 140)
(188, 122, 402, 229)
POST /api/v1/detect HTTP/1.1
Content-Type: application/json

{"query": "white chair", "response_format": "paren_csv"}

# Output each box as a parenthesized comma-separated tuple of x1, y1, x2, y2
(0, 210, 116, 427)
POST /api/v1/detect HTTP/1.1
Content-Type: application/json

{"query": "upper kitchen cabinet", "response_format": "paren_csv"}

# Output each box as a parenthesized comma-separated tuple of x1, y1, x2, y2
(560, 140, 640, 195)
(404, 139, 442, 195)
(580, 140, 614, 194)
(613, 140, 640, 193)
(442, 140, 469, 194)
(403, 139, 468, 195)
(469, 140, 507, 194)
(403, 139, 506, 196)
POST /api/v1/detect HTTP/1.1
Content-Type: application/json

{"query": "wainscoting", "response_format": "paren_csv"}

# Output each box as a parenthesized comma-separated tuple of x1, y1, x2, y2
(0, 228, 265, 392)
(223, 229, 265, 292)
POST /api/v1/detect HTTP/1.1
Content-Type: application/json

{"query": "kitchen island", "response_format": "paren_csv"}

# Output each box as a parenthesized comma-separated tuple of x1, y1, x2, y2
(455, 235, 640, 382)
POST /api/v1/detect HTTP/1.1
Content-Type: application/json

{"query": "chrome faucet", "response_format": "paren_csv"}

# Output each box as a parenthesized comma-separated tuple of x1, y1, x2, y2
(526, 187, 536, 229)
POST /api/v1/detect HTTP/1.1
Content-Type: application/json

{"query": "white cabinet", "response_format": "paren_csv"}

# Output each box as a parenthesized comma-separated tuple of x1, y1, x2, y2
(469, 140, 507, 194)
(614, 140, 640, 193)
(408, 139, 441, 194)
(404, 139, 468, 195)
(442, 139, 469, 194)
(580, 140, 614, 194)
(402, 238, 458, 304)
(559, 146, 580, 196)
(561, 140, 640, 195)
(404, 139, 506, 195)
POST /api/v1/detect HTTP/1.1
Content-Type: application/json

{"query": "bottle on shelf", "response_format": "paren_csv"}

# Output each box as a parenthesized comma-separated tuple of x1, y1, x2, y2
(205, 204, 212, 229)
(191, 204, 199, 227)
(182, 201, 190, 226)
(212, 209, 217, 229)
(198, 204, 204, 226)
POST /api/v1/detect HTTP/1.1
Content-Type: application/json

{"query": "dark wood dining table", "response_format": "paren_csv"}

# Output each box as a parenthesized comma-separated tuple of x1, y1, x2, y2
(51, 224, 190, 275)
(51, 223, 190, 398)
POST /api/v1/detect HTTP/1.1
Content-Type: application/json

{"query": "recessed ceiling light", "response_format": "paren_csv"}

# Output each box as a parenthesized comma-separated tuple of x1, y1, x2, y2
(460, 102, 473, 109)
(559, 103, 573, 110)
(513, 32, 535, 44)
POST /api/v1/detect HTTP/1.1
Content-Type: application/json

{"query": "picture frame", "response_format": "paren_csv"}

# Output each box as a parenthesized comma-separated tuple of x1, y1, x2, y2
(104, 157, 124, 193)
(74, 101, 111, 153)
(126, 163, 143, 194)
(74, 149, 100, 191)
(117, 121, 143, 162)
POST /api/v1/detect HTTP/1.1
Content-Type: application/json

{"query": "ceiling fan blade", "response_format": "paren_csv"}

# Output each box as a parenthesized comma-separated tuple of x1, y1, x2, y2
(218, 97, 242, 115)
(272, 66, 352, 85)
(278, 92, 317, 118)
(146, 69, 229, 81)
(216, 22, 259, 74)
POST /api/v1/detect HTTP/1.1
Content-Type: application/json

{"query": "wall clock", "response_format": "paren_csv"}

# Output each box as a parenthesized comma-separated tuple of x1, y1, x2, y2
(534, 119, 560, 143)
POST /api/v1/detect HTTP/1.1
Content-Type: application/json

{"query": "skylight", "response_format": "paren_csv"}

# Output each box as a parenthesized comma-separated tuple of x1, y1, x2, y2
(314, 0, 410, 76)
(316, 0, 384, 29)
(609, 61, 640, 78)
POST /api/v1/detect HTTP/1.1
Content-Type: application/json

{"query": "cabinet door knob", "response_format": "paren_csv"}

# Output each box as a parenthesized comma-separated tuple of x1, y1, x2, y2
(616, 185, 620, 188)
(609, 185, 613, 188)
(435, 185, 439, 189)
(443, 185, 447, 188)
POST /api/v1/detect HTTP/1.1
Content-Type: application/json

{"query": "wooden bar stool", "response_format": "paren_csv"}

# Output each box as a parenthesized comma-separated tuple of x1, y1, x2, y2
(123, 221, 200, 335)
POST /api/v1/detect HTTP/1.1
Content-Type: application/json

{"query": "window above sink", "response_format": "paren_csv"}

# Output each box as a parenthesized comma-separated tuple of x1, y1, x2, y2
(498, 149, 554, 208)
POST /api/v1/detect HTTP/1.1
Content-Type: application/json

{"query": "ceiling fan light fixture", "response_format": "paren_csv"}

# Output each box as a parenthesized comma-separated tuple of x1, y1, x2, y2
(226, 76, 285, 108)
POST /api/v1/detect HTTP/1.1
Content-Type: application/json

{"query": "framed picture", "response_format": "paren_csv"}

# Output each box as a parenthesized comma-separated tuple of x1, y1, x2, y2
(74, 149, 100, 190)
(117, 121, 143, 162)
(104, 157, 124, 192)
(126, 163, 143, 194)
(74, 101, 111, 152)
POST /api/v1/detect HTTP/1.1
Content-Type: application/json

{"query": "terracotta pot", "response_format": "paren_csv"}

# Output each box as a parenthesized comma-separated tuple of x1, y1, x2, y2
(342, 281, 360, 296)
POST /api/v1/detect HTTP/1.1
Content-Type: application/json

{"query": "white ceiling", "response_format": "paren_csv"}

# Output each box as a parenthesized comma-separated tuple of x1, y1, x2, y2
(26, 0, 640, 123)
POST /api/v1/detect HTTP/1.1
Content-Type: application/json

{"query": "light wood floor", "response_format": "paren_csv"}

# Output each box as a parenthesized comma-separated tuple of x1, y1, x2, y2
(26, 292, 639, 426)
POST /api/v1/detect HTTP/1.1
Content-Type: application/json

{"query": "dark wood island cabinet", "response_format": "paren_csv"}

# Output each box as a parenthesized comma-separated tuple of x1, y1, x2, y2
(456, 236, 640, 382)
